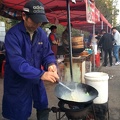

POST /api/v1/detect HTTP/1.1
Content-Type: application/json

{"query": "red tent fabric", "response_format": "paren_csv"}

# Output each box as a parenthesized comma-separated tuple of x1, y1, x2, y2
(0, 0, 112, 32)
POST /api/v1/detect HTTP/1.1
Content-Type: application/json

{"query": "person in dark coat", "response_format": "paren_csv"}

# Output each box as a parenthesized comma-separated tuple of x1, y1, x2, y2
(2, 1, 59, 120)
(99, 29, 114, 66)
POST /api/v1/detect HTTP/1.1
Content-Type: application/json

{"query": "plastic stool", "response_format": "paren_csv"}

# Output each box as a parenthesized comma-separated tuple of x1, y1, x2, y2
(1, 60, 6, 78)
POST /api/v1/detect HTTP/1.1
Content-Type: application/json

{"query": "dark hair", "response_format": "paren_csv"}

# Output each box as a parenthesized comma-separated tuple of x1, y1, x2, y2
(49, 25, 57, 30)
(95, 31, 99, 35)
(24, 12, 30, 18)
(111, 27, 117, 31)
(101, 29, 106, 33)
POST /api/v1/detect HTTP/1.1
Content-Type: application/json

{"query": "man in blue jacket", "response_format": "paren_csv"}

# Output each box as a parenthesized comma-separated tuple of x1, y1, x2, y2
(2, 1, 59, 120)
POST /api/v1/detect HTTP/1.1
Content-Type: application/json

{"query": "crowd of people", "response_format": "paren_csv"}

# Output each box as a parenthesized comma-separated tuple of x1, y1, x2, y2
(48, 24, 120, 67)
(88, 27, 120, 67)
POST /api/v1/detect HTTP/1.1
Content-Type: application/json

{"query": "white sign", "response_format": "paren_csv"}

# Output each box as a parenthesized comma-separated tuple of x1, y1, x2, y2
(71, 0, 76, 4)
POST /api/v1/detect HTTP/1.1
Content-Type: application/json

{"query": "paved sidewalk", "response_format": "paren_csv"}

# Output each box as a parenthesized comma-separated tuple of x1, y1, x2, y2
(99, 65, 120, 120)
(0, 63, 120, 120)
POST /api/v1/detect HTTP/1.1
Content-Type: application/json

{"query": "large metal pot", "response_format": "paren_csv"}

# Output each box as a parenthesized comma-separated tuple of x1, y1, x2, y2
(54, 81, 98, 106)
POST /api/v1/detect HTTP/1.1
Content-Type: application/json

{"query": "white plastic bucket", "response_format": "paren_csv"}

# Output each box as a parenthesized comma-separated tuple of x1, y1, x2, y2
(84, 72, 109, 104)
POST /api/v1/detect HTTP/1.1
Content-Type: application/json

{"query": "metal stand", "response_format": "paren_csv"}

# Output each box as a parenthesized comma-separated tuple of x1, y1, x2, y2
(51, 107, 66, 120)
(93, 50, 95, 71)
(51, 103, 98, 120)
(106, 99, 110, 120)
(85, 104, 97, 120)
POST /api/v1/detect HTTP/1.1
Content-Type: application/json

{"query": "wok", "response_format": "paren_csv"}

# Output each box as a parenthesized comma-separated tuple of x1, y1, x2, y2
(54, 81, 98, 105)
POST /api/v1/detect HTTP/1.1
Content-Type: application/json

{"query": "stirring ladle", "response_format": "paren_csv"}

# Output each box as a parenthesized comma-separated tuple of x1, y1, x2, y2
(49, 66, 73, 92)
(58, 81, 73, 92)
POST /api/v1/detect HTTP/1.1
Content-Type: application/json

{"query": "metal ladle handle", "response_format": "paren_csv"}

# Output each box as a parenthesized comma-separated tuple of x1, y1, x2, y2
(49, 66, 73, 92)
(58, 81, 73, 92)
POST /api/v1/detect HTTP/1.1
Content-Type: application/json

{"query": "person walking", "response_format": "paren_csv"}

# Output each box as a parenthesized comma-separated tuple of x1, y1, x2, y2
(49, 25, 58, 57)
(99, 29, 114, 66)
(2, 1, 59, 120)
(112, 27, 120, 65)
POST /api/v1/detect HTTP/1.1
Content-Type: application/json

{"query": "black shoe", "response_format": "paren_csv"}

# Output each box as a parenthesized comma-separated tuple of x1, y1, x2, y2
(103, 64, 107, 67)
(103, 65, 107, 67)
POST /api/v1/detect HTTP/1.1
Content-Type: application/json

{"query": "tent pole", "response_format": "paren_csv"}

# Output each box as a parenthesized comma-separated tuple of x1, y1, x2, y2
(107, 25, 108, 33)
(66, 0, 73, 81)
(101, 21, 103, 29)
(110, 27, 111, 33)
(93, 24, 95, 71)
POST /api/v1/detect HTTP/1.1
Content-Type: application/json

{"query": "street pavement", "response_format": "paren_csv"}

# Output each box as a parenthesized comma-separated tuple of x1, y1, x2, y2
(99, 65, 120, 120)
(0, 63, 120, 120)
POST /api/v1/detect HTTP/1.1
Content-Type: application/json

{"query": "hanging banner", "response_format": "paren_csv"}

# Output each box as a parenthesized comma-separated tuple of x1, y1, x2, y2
(86, 0, 95, 23)
(95, 8, 100, 23)
(86, 0, 100, 24)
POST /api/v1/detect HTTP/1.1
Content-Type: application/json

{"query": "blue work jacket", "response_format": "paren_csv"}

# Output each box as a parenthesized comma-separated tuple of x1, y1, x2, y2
(2, 21, 56, 120)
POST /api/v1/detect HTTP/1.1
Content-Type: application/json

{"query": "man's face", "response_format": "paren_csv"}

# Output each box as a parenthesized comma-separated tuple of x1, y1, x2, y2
(22, 12, 41, 32)
(112, 29, 116, 34)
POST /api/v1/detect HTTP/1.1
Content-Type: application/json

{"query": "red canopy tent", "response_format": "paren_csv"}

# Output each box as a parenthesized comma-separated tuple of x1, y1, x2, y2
(0, 0, 112, 32)
(0, 0, 112, 76)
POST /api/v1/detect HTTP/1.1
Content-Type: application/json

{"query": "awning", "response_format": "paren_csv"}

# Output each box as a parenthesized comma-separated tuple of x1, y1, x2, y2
(0, 0, 112, 32)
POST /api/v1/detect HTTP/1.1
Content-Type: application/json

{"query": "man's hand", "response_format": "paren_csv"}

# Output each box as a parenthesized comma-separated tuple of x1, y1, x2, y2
(41, 71, 59, 83)
(41, 64, 59, 83)
(48, 64, 57, 73)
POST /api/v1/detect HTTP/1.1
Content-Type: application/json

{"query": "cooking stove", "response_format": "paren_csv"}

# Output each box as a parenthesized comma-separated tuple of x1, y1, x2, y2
(51, 101, 97, 120)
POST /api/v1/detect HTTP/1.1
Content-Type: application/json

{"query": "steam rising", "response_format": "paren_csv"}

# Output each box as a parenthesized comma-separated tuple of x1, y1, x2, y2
(58, 82, 96, 102)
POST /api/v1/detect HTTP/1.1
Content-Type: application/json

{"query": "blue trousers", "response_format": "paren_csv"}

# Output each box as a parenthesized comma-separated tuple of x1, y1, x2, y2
(113, 45, 120, 62)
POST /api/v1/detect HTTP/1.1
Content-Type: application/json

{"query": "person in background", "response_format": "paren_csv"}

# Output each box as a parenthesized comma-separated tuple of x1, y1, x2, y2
(49, 25, 59, 57)
(2, 1, 59, 120)
(62, 23, 72, 53)
(0, 41, 5, 73)
(95, 31, 102, 58)
(112, 27, 120, 65)
(98, 29, 114, 67)
(91, 31, 101, 46)
(95, 31, 101, 42)
(87, 33, 93, 47)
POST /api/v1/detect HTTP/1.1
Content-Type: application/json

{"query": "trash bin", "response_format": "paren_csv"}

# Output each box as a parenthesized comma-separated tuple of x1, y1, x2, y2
(84, 72, 109, 104)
